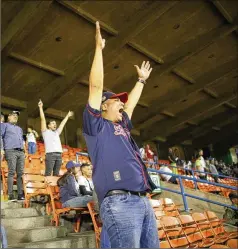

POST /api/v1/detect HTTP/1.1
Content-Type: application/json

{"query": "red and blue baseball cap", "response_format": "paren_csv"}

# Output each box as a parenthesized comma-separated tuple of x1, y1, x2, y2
(66, 161, 81, 169)
(102, 91, 128, 104)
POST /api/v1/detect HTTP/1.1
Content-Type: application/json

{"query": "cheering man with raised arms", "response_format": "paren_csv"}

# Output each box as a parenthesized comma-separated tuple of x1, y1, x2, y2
(83, 22, 159, 248)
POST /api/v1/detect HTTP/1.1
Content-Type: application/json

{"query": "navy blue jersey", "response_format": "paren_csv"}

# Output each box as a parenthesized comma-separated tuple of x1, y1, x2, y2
(83, 103, 155, 204)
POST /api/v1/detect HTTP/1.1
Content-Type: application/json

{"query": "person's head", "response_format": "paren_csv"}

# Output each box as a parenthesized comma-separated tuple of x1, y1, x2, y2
(101, 91, 128, 122)
(66, 161, 81, 175)
(229, 192, 238, 205)
(81, 163, 92, 178)
(210, 158, 215, 165)
(27, 126, 33, 133)
(8, 111, 20, 124)
(47, 120, 57, 131)
(198, 149, 203, 156)
(205, 160, 210, 166)
(57, 161, 81, 187)
(169, 147, 173, 153)
(1, 112, 5, 123)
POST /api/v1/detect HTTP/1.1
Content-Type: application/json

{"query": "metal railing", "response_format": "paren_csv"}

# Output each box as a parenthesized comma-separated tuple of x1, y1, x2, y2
(148, 167, 238, 212)
(76, 152, 238, 211)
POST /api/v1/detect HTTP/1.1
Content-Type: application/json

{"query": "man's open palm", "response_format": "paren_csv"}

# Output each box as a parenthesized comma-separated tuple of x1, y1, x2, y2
(95, 21, 105, 49)
(134, 61, 153, 81)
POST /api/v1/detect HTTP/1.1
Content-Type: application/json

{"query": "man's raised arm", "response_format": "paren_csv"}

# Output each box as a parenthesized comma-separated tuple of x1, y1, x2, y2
(38, 100, 47, 132)
(88, 21, 105, 111)
(57, 111, 74, 135)
(124, 61, 153, 119)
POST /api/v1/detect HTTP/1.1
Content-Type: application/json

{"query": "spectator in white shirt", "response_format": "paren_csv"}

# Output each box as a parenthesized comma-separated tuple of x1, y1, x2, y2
(139, 145, 146, 160)
(78, 163, 94, 196)
(159, 165, 177, 184)
(26, 126, 39, 154)
(38, 100, 73, 176)
(195, 149, 207, 180)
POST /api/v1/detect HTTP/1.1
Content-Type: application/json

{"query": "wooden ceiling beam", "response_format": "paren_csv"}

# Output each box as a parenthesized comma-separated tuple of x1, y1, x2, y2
(172, 69, 196, 84)
(127, 42, 164, 64)
(27, 1, 177, 117)
(137, 60, 237, 130)
(166, 109, 236, 146)
(1, 1, 53, 92)
(193, 121, 238, 147)
(9, 52, 65, 76)
(56, 0, 118, 36)
(1, 2, 53, 51)
(1, 96, 27, 110)
(144, 92, 236, 140)
(145, 22, 238, 82)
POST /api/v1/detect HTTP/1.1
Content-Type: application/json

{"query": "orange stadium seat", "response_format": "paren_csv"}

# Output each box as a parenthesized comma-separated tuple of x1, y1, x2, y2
(23, 174, 47, 208)
(87, 201, 102, 248)
(178, 214, 214, 248)
(160, 216, 198, 248)
(226, 239, 238, 248)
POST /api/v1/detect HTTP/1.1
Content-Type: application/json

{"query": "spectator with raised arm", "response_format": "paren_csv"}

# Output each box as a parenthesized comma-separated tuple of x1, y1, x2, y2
(26, 126, 39, 155)
(82, 22, 159, 248)
(38, 100, 73, 176)
(1, 111, 26, 200)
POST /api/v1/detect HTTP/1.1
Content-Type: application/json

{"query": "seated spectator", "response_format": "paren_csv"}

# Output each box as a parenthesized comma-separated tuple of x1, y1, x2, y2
(159, 165, 177, 184)
(183, 160, 192, 175)
(223, 192, 238, 226)
(208, 158, 219, 183)
(145, 144, 154, 167)
(57, 161, 92, 208)
(26, 126, 39, 155)
(78, 163, 94, 196)
(168, 147, 178, 175)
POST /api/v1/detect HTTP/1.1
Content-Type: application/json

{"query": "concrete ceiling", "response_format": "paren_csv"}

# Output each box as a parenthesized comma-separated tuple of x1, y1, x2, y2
(1, 0, 238, 147)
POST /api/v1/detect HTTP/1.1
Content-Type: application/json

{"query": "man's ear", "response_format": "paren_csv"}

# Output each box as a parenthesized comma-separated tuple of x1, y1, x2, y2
(101, 103, 107, 111)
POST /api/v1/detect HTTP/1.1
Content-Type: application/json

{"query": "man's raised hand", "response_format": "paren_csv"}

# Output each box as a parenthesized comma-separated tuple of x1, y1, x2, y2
(67, 111, 74, 118)
(134, 61, 153, 81)
(95, 21, 105, 49)
(38, 99, 43, 108)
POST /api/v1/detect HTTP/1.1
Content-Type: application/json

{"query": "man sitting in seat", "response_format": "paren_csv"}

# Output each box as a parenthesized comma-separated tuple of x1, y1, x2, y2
(57, 161, 92, 208)
(223, 192, 238, 226)
(159, 164, 178, 184)
(78, 163, 94, 196)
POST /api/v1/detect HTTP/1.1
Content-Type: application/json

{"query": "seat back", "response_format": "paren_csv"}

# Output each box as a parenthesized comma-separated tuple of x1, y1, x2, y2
(45, 176, 60, 186)
(160, 216, 189, 248)
(192, 212, 214, 238)
(204, 211, 225, 235)
(23, 174, 47, 197)
(178, 214, 203, 243)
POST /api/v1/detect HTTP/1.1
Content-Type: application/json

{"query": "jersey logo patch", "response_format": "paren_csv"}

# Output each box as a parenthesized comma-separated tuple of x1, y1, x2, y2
(113, 171, 121, 181)
(114, 124, 127, 137)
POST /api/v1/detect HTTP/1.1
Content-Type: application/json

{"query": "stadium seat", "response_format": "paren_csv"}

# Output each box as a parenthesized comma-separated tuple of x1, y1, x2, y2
(22, 174, 47, 208)
(160, 216, 198, 248)
(178, 214, 214, 247)
(156, 220, 171, 248)
(87, 201, 102, 248)
(209, 245, 229, 248)
(226, 239, 238, 248)
(47, 185, 88, 232)
(204, 211, 238, 241)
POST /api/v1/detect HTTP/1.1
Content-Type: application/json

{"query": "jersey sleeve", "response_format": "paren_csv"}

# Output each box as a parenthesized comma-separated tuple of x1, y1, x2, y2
(120, 111, 133, 131)
(83, 103, 104, 136)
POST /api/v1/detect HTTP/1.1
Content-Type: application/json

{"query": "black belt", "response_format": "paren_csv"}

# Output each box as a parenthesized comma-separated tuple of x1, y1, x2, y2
(105, 190, 147, 198)
(13, 148, 24, 151)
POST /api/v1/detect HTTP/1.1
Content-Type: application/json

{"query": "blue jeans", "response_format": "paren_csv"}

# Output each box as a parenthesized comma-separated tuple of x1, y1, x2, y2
(100, 194, 160, 248)
(1, 225, 8, 248)
(62, 196, 93, 208)
(28, 142, 36, 154)
(100, 225, 111, 248)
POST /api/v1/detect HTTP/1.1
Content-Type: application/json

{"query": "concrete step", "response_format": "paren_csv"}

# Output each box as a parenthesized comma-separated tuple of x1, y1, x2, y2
(9, 231, 96, 248)
(1, 201, 23, 209)
(7, 226, 68, 244)
(2, 208, 40, 218)
(2, 215, 51, 230)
